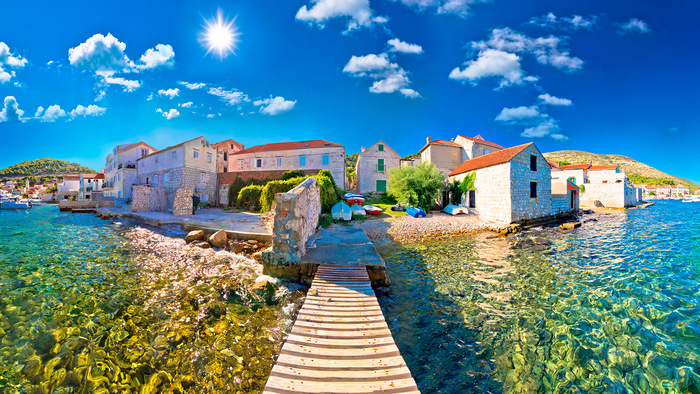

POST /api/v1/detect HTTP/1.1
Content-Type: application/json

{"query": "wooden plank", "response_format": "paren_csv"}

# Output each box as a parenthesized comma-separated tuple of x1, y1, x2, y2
(293, 321, 389, 331)
(264, 375, 420, 393)
(286, 333, 397, 347)
(290, 326, 393, 339)
(270, 364, 413, 380)
(297, 309, 384, 317)
(279, 342, 401, 358)
(273, 353, 410, 369)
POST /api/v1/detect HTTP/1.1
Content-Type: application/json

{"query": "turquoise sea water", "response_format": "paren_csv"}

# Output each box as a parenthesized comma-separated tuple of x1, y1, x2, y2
(0, 205, 298, 393)
(377, 200, 700, 393)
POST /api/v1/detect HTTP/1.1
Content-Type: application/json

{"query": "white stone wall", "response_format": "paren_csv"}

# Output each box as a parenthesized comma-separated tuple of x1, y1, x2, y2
(551, 169, 587, 186)
(580, 183, 627, 208)
(229, 146, 345, 189)
(356, 141, 401, 193)
(452, 162, 512, 224)
(509, 146, 552, 222)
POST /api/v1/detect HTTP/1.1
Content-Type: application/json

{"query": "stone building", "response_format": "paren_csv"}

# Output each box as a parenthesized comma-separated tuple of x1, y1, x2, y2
(79, 173, 104, 200)
(104, 142, 157, 199)
(57, 175, 80, 200)
(549, 162, 589, 187)
(419, 134, 504, 175)
(355, 140, 401, 193)
(212, 139, 245, 173)
(227, 139, 346, 189)
(136, 136, 218, 208)
(448, 143, 553, 225)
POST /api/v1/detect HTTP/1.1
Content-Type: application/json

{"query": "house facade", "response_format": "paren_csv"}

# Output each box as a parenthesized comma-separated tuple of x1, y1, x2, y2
(104, 142, 157, 199)
(136, 136, 218, 208)
(355, 140, 401, 193)
(419, 134, 504, 175)
(227, 139, 346, 189)
(57, 175, 80, 200)
(79, 173, 104, 200)
(550, 162, 589, 187)
(212, 139, 245, 173)
(448, 143, 554, 225)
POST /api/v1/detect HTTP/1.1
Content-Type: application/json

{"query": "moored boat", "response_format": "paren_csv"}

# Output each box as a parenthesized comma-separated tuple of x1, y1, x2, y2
(0, 198, 32, 209)
(443, 204, 469, 215)
(351, 205, 366, 216)
(332, 201, 352, 221)
(406, 206, 426, 218)
(341, 193, 365, 206)
(363, 205, 382, 215)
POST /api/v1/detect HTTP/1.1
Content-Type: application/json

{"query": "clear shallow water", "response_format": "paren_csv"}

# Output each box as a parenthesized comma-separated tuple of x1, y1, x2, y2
(377, 200, 700, 393)
(0, 205, 300, 393)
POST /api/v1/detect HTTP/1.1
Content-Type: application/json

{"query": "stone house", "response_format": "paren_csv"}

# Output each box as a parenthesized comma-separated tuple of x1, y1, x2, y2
(104, 142, 157, 199)
(551, 179, 580, 215)
(448, 143, 553, 225)
(549, 161, 589, 187)
(57, 175, 80, 200)
(79, 173, 104, 200)
(136, 136, 218, 208)
(419, 134, 504, 175)
(670, 184, 690, 197)
(227, 139, 346, 189)
(355, 140, 401, 193)
(212, 139, 245, 173)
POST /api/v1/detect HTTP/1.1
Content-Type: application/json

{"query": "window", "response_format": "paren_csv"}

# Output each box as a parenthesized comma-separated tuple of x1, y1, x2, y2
(223, 152, 228, 161)
(322, 154, 329, 166)
(155, 156, 159, 164)
(154, 175, 159, 185)
(146, 177, 149, 185)
(171, 150, 176, 156)
(194, 150, 199, 160)
(230, 143, 234, 149)
(530, 155, 537, 171)
(376, 180, 387, 193)
(276, 157, 283, 167)
(207, 153, 212, 163)
(377, 158, 385, 172)
(378, 144, 384, 152)
(200, 173, 206, 182)
(141, 149, 148, 157)
(118, 173, 121, 181)
(530, 182, 537, 198)
(299, 156, 306, 167)
(255, 158, 263, 168)
(223, 168, 227, 173)
(484, 149, 489, 155)
(164, 172, 169, 183)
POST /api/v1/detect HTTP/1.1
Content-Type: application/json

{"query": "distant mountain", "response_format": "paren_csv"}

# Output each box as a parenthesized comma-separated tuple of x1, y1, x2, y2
(543, 150, 698, 189)
(0, 158, 97, 178)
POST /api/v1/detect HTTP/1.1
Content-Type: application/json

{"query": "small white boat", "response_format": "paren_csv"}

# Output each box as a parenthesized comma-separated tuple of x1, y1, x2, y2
(351, 205, 366, 216)
(681, 199, 699, 203)
(332, 201, 352, 221)
(0, 198, 32, 209)
(443, 204, 469, 215)
(363, 205, 382, 215)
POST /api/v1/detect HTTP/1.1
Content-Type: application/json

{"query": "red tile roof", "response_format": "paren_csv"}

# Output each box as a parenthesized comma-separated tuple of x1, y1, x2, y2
(561, 164, 591, 170)
(457, 135, 505, 149)
(64, 175, 80, 181)
(231, 140, 343, 155)
(589, 165, 618, 170)
(449, 143, 532, 177)
(431, 139, 461, 147)
(547, 160, 562, 169)
(82, 173, 104, 179)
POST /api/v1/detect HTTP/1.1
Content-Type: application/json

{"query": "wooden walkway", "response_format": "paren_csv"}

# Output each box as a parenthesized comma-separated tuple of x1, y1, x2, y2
(263, 265, 419, 393)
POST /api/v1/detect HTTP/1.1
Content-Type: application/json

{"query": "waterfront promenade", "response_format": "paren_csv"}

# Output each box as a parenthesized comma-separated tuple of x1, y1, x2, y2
(263, 265, 419, 393)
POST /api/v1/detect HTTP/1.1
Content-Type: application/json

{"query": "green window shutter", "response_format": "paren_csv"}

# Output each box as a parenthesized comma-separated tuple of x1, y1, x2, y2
(378, 144, 384, 152)
(377, 158, 384, 172)
(376, 180, 387, 193)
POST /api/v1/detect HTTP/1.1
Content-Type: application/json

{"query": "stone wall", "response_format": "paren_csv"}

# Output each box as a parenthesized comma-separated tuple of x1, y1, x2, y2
(580, 183, 629, 208)
(262, 177, 321, 279)
(173, 187, 194, 216)
(219, 169, 321, 184)
(131, 185, 167, 212)
(509, 145, 553, 223)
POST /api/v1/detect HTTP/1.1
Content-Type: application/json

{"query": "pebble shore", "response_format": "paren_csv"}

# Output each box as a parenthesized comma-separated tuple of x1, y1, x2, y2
(353, 213, 489, 243)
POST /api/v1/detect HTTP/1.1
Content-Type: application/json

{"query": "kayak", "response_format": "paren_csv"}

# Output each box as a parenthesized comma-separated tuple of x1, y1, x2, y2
(390, 203, 406, 211)
(341, 193, 365, 206)
(443, 204, 469, 215)
(363, 205, 382, 215)
(332, 201, 352, 221)
(406, 206, 426, 218)
(351, 205, 366, 216)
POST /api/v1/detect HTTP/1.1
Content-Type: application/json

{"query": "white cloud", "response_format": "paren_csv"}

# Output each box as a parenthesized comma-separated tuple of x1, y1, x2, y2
(538, 93, 572, 106)
(208, 87, 249, 106)
(343, 53, 420, 98)
(158, 88, 180, 99)
(156, 108, 163, 113)
(449, 49, 534, 88)
(296, 0, 387, 32)
(0, 42, 28, 84)
(387, 38, 423, 54)
(70, 104, 106, 118)
(0, 96, 24, 122)
(68, 33, 130, 73)
(100, 74, 141, 91)
(35, 106, 45, 117)
(253, 96, 297, 115)
(618, 18, 650, 34)
(146, 93, 153, 101)
(495, 105, 543, 122)
(40, 105, 67, 122)
(528, 13, 597, 30)
(162, 109, 180, 120)
(394, 0, 487, 17)
(495, 104, 566, 140)
(179, 101, 193, 108)
(138, 44, 175, 70)
(178, 81, 206, 90)
(95, 90, 106, 101)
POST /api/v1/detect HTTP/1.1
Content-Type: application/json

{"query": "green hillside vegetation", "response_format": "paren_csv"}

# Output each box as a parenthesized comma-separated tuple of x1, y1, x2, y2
(543, 150, 698, 189)
(0, 158, 96, 178)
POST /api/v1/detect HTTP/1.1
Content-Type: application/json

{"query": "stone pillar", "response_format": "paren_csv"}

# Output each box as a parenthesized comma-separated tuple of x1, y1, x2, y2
(173, 187, 194, 216)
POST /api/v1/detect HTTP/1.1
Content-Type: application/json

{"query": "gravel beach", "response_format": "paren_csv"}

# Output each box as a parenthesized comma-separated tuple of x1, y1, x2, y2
(353, 213, 489, 243)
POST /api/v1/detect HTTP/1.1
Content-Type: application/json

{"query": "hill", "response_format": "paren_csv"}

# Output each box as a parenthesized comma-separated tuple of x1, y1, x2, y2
(543, 150, 698, 189)
(0, 158, 97, 178)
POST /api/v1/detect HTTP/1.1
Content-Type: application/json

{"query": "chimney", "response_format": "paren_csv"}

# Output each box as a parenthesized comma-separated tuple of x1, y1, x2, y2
(426, 136, 432, 144)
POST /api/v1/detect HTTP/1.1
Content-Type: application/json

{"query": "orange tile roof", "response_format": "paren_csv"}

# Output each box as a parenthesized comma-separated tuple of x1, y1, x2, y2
(561, 164, 591, 170)
(547, 160, 562, 169)
(82, 173, 104, 179)
(431, 139, 461, 147)
(64, 175, 80, 181)
(449, 143, 533, 177)
(231, 140, 343, 155)
(457, 135, 505, 149)
(589, 165, 618, 170)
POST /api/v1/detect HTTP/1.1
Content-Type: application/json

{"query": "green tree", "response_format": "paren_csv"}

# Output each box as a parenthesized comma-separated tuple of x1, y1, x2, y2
(557, 160, 571, 166)
(448, 180, 462, 205)
(388, 162, 445, 211)
(459, 171, 476, 195)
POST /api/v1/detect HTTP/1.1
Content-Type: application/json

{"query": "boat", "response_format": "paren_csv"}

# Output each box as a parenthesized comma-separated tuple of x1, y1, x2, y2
(390, 203, 406, 211)
(682, 199, 699, 203)
(406, 206, 426, 218)
(351, 205, 366, 216)
(341, 193, 365, 206)
(363, 205, 382, 215)
(443, 204, 469, 215)
(0, 197, 32, 209)
(331, 201, 352, 221)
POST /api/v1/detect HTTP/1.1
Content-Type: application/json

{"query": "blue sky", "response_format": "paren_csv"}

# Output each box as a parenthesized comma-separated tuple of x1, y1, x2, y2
(0, 0, 698, 182)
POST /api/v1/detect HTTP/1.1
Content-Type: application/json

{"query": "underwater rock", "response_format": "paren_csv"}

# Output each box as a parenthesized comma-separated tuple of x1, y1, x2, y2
(22, 356, 42, 376)
(228, 241, 245, 253)
(209, 230, 228, 248)
(559, 222, 581, 231)
(185, 230, 205, 244)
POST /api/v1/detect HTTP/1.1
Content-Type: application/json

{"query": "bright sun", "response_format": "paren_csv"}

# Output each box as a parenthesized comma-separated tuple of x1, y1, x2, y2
(200, 9, 240, 59)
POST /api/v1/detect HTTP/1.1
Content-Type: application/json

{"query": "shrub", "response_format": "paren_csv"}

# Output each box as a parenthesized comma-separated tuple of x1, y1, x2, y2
(579, 184, 586, 193)
(449, 180, 462, 205)
(260, 176, 309, 212)
(227, 176, 248, 207)
(459, 171, 476, 195)
(281, 169, 305, 180)
(316, 169, 342, 212)
(237, 185, 264, 211)
(388, 162, 445, 212)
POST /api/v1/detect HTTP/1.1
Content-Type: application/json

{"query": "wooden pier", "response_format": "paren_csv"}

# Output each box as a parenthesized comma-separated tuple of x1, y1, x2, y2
(263, 265, 419, 393)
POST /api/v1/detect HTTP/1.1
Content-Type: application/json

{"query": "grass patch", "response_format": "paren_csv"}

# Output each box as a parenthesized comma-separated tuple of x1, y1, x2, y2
(372, 203, 405, 217)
